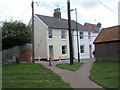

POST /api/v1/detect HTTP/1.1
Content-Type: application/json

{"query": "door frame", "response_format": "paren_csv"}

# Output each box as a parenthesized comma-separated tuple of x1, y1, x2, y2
(49, 45, 54, 60)
(89, 45, 92, 58)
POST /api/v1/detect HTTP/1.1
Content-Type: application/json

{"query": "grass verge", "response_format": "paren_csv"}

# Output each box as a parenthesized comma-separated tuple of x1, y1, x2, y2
(2, 63, 71, 88)
(89, 61, 119, 88)
(56, 62, 83, 71)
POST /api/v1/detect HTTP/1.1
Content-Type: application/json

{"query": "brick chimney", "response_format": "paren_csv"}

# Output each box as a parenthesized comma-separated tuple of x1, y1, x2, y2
(53, 8, 61, 18)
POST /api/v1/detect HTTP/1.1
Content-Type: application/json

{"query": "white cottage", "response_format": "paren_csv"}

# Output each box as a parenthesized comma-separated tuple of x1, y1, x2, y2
(29, 8, 99, 60)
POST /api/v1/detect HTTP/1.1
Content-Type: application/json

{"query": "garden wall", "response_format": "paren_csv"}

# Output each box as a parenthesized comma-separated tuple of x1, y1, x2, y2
(2, 43, 32, 65)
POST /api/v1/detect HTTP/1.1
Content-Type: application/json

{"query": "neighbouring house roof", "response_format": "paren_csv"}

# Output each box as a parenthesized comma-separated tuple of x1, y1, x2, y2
(94, 25, 120, 44)
(36, 14, 90, 31)
(84, 23, 101, 33)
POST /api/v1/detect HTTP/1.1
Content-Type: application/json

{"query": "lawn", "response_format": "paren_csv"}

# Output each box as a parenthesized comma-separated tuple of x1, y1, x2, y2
(2, 63, 71, 88)
(0, 66, 2, 89)
(89, 61, 119, 89)
(56, 62, 83, 71)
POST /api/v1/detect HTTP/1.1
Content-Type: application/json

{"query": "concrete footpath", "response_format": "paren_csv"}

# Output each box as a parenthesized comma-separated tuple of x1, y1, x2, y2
(36, 58, 104, 89)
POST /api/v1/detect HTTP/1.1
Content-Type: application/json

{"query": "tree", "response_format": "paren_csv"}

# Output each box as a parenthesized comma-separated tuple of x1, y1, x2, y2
(2, 21, 32, 50)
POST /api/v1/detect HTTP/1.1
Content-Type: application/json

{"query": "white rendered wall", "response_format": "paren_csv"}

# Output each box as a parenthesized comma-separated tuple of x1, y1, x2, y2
(47, 29, 70, 60)
(73, 31, 98, 59)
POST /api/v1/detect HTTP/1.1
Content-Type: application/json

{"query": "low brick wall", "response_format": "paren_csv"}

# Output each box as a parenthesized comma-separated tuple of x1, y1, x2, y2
(19, 45, 32, 62)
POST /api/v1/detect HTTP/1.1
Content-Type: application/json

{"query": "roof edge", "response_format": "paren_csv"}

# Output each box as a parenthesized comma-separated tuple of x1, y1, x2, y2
(35, 14, 48, 28)
(94, 40, 120, 44)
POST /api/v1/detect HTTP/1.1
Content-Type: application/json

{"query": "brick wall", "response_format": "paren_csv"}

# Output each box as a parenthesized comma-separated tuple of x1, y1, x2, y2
(19, 48, 32, 62)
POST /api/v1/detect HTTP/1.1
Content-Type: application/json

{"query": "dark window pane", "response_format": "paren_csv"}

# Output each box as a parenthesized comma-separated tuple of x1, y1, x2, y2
(61, 31, 66, 39)
(49, 30, 52, 38)
(80, 45, 84, 53)
(80, 32, 83, 39)
(62, 46, 67, 54)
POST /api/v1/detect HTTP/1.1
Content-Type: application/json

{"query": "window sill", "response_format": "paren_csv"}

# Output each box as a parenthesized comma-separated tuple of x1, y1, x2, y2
(62, 54, 67, 57)
(61, 39, 67, 41)
(48, 38, 53, 40)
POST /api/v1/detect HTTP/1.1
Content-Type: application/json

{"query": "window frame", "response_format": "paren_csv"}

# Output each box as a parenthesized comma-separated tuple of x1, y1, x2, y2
(61, 30, 66, 40)
(80, 45, 84, 53)
(48, 30, 52, 38)
(62, 46, 67, 54)
(80, 32, 84, 39)
(88, 32, 91, 39)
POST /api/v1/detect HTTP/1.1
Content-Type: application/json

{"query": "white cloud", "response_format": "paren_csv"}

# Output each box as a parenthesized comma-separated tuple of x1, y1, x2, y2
(0, 0, 118, 28)
(77, 4, 118, 28)
(70, 0, 118, 28)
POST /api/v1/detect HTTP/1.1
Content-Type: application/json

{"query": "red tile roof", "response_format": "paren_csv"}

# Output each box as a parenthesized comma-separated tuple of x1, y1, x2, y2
(84, 23, 97, 28)
(94, 25, 120, 43)
(84, 23, 100, 33)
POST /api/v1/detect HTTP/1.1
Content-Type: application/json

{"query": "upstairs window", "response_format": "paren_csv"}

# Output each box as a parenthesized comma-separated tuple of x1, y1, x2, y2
(61, 30, 66, 39)
(80, 32, 83, 39)
(49, 30, 52, 38)
(88, 32, 91, 39)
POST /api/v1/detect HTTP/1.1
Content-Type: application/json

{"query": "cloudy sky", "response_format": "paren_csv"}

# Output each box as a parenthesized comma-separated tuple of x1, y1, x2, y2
(0, 0, 119, 28)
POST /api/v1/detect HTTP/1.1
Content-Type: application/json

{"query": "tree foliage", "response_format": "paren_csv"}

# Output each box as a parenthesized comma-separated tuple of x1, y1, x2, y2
(2, 21, 32, 50)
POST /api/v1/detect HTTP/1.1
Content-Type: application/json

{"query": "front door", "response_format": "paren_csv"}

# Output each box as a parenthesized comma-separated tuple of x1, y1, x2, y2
(49, 46, 54, 60)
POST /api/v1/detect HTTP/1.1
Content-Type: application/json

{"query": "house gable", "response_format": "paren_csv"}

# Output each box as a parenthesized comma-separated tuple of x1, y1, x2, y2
(35, 15, 48, 28)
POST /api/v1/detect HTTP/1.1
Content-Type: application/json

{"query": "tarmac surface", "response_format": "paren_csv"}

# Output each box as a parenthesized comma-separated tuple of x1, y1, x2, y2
(35, 58, 104, 89)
